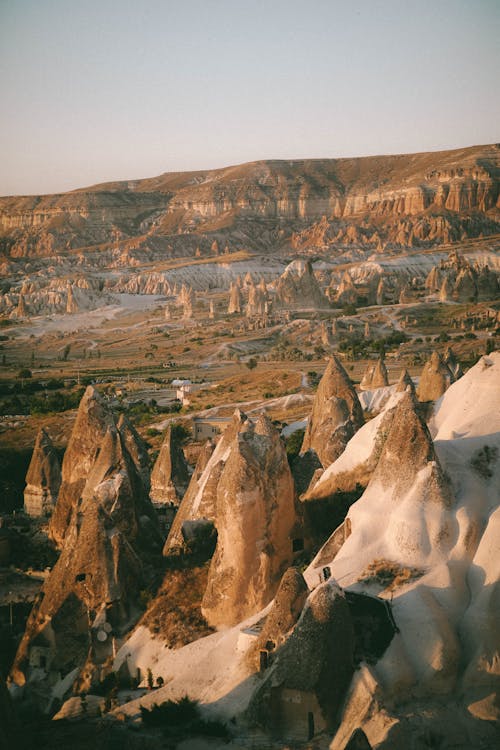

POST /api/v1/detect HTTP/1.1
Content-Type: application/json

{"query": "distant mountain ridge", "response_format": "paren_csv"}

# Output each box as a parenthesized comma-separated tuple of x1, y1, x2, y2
(1, 143, 499, 259)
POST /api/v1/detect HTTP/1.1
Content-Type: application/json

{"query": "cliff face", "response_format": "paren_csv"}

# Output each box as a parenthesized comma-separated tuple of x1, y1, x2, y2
(1, 144, 499, 259)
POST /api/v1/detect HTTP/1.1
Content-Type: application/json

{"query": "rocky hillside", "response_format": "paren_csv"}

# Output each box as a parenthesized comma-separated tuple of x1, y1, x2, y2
(1, 144, 499, 259)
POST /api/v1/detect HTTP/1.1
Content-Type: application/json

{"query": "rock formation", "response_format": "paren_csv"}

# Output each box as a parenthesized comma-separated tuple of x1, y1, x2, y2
(396, 368, 416, 395)
(321, 320, 334, 347)
(150, 424, 190, 506)
(443, 346, 463, 380)
(275, 260, 329, 310)
(454, 266, 477, 302)
(15, 293, 28, 318)
(301, 393, 403, 553)
(228, 281, 242, 314)
(178, 283, 194, 318)
(370, 392, 452, 504)
(246, 278, 267, 317)
(116, 413, 151, 496)
(11, 412, 161, 699)
(66, 283, 79, 313)
(477, 264, 499, 300)
(301, 356, 364, 468)
(163, 415, 245, 554)
(248, 567, 309, 670)
(425, 266, 442, 292)
(439, 274, 452, 302)
(360, 358, 389, 390)
(417, 351, 454, 402)
(24, 428, 61, 517)
(201, 414, 297, 627)
(335, 271, 357, 306)
(251, 580, 355, 739)
(376, 278, 386, 306)
(49, 386, 115, 547)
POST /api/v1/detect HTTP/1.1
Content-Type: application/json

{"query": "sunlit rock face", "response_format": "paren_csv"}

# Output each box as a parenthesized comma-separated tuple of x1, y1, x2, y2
(275, 260, 330, 309)
(49, 386, 115, 547)
(301, 355, 364, 468)
(201, 414, 297, 628)
(360, 358, 388, 390)
(417, 350, 454, 402)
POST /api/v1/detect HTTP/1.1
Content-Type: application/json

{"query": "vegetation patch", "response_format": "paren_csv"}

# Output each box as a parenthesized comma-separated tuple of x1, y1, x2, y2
(358, 559, 424, 591)
(140, 562, 214, 648)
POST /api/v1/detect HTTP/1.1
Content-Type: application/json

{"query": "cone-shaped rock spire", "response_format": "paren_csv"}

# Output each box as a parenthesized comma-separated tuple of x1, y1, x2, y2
(201, 414, 297, 627)
(417, 351, 454, 402)
(301, 356, 364, 468)
(150, 424, 190, 506)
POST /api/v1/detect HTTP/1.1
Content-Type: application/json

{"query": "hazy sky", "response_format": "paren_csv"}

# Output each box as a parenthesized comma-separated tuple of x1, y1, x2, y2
(1, 0, 499, 195)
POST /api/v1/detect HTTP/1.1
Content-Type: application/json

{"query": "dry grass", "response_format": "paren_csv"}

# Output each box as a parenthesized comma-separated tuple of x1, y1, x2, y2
(358, 558, 424, 591)
(139, 562, 214, 648)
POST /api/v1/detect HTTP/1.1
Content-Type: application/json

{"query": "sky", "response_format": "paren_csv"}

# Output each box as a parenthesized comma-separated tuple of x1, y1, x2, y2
(1, 0, 499, 196)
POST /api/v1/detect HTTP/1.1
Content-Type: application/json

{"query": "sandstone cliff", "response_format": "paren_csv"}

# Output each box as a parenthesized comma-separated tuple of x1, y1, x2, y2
(2, 144, 499, 260)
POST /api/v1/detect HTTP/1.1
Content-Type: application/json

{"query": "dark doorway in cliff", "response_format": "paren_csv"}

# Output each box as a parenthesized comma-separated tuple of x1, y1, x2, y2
(308, 712, 315, 740)
(292, 537, 304, 553)
(345, 591, 398, 664)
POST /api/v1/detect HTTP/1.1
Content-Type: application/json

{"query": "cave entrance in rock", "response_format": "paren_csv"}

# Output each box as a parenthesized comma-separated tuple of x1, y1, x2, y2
(345, 591, 398, 663)
(307, 711, 315, 740)
(259, 650, 268, 672)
